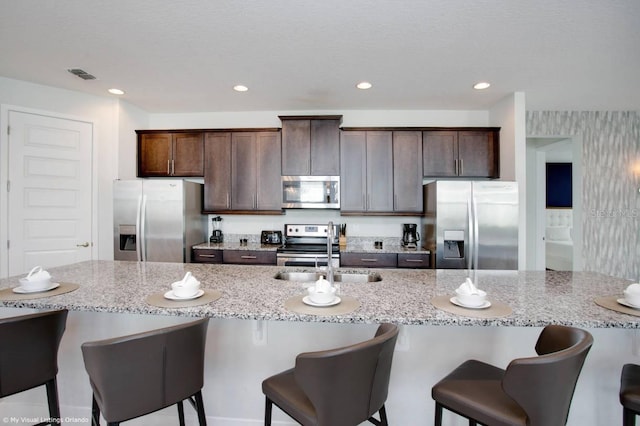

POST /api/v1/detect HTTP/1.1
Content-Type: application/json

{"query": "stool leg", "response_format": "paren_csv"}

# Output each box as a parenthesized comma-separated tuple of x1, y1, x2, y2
(623, 408, 635, 426)
(265, 397, 273, 426)
(194, 391, 207, 426)
(378, 405, 388, 426)
(45, 378, 61, 425)
(434, 403, 443, 426)
(177, 400, 185, 426)
(91, 395, 101, 426)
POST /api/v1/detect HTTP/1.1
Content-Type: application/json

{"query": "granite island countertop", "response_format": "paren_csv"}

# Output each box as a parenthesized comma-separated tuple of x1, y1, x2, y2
(0, 260, 636, 328)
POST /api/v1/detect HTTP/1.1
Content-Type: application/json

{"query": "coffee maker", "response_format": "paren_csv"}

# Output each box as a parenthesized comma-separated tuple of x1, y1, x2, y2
(402, 223, 420, 249)
(210, 216, 224, 243)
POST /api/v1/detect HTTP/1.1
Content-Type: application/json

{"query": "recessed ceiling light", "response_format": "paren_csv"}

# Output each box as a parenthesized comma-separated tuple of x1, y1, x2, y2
(233, 85, 249, 92)
(108, 88, 125, 95)
(473, 82, 491, 90)
(356, 81, 372, 90)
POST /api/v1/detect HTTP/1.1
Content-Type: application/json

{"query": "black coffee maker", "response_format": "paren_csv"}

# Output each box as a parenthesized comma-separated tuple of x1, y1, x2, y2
(210, 216, 223, 243)
(402, 223, 420, 249)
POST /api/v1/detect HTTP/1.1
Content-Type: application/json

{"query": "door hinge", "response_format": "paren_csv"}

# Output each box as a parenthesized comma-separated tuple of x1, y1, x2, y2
(6, 240, 9, 250)
(6, 125, 9, 135)
(6, 180, 10, 192)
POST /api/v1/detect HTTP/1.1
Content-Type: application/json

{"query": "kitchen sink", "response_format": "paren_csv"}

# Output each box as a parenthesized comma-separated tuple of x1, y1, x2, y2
(273, 271, 382, 283)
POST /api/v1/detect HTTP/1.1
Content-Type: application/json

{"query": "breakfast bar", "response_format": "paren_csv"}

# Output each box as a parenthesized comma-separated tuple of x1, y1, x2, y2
(0, 260, 638, 425)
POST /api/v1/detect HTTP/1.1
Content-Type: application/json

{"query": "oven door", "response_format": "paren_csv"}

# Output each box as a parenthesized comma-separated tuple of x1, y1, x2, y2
(276, 252, 339, 268)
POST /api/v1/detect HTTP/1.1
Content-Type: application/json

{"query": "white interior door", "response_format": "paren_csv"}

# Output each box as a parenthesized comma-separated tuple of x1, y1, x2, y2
(7, 110, 93, 275)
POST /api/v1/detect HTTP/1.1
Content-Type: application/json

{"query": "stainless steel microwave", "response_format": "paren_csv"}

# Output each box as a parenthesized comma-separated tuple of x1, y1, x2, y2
(282, 176, 340, 209)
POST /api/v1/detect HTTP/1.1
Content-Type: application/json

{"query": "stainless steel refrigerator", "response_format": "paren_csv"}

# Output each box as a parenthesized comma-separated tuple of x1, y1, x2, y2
(113, 179, 206, 263)
(422, 181, 518, 269)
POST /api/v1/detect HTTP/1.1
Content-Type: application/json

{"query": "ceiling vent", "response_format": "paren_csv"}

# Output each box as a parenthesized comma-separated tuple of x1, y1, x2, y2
(67, 68, 96, 80)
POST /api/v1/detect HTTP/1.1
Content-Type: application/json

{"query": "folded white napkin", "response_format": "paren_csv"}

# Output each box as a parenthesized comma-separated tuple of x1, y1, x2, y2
(314, 276, 332, 292)
(24, 266, 51, 281)
(626, 283, 640, 294)
(457, 277, 479, 295)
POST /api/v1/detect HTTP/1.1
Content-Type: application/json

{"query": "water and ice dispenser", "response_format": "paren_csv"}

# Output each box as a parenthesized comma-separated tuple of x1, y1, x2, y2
(443, 230, 464, 259)
(118, 225, 137, 252)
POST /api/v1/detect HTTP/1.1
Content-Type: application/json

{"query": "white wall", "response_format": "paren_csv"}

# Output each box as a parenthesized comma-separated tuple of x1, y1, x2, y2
(0, 76, 120, 269)
(0, 74, 521, 263)
(489, 92, 527, 269)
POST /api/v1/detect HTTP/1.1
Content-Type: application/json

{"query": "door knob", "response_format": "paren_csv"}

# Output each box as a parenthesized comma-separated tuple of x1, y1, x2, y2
(76, 242, 90, 247)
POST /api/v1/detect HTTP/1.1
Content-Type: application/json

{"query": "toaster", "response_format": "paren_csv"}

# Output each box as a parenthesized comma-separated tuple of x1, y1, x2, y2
(261, 230, 283, 245)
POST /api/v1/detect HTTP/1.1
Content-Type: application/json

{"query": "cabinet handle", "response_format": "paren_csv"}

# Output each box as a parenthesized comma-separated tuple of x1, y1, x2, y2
(460, 159, 463, 175)
(171, 160, 175, 175)
(226, 193, 230, 209)
(241, 255, 257, 259)
(167, 160, 171, 175)
(454, 159, 458, 175)
(404, 259, 424, 263)
(361, 258, 378, 262)
(199, 254, 217, 258)
(76, 242, 90, 247)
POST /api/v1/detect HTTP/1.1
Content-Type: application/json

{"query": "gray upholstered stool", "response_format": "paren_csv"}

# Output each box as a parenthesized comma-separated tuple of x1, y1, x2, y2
(432, 324, 593, 426)
(620, 363, 640, 426)
(262, 323, 399, 426)
(81, 318, 209, 426)
(0, 309, 68, 426)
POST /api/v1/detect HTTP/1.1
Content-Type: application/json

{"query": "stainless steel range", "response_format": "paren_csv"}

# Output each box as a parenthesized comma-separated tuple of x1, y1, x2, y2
(276, 223, 340, 268)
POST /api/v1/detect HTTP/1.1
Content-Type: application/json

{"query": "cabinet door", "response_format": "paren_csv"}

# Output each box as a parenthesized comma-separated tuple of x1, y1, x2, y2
(138, 133, 172, 176)
(281, 120, 310, 175)
(172, 133, 204, 176)
(223, 250, 277, 265)
(255, 132, 282, 211)
(231, 132, 258, 210)
(423, 131, 458, 177)
(366, 131, 394, 212)
(192, 248, 223, 263)
(458, 130, 499, 178)
(339, 131, 367, 211)
(310, 119, 340, 176)
(340, 252, 397, 268)
(393, 131, 423, 212)
(397, 253, 430, 269)
(204, 133, 231, 211)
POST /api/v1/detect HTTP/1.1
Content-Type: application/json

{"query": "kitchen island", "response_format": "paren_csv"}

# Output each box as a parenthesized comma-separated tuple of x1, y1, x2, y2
(0, 260, 637, 425)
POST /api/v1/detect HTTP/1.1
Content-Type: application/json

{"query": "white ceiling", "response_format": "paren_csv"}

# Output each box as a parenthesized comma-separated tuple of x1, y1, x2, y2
(1, 0, 639, 113)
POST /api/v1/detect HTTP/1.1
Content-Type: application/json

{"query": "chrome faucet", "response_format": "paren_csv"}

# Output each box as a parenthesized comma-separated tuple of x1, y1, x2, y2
(326, 221, 334, 287)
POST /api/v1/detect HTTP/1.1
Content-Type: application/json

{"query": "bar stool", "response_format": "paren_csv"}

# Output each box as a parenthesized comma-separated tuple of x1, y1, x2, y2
(431, 324, 593, 426)
(81, 318, 209, 426)
(262, 323, 399, 426)
(620, 363, 640, 426)
(0, 309, 69, 426)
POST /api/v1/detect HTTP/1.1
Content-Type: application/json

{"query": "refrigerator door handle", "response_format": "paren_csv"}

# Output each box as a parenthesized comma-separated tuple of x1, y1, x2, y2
(472, 193, 479, 271)
(135, 194, 143, 261)
(467, 195, 473, 271)
(140, 194, 147, 262)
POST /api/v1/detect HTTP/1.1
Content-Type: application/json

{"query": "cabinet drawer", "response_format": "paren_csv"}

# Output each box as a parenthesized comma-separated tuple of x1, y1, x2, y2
(397, 253, 431, 269)
(191, 248, 223, 263)
(223, 250, 277, 265)
(340, 252, 397, 268)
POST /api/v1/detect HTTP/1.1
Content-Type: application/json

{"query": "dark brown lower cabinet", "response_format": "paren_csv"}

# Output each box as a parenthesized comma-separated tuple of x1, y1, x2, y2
(340, 252, 398, 268)
(191, 249, 223, 264)
(222, 250, 277, 265)
(397, 253, 431, 269)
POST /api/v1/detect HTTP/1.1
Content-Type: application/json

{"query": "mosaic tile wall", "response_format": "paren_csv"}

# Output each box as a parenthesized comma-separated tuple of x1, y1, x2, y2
(527, 111, 640, 280)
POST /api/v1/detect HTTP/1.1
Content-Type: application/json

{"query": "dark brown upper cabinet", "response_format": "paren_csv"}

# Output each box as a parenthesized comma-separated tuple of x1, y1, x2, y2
(203, 130, 282, 214)
(137, 131, 204, 177)
(280, 116, 342, 176)
(340, 130, 394, 214)
(340, 129, 423, 215)
(392, 131, 423, 213)
(423, 129, 499, 178)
